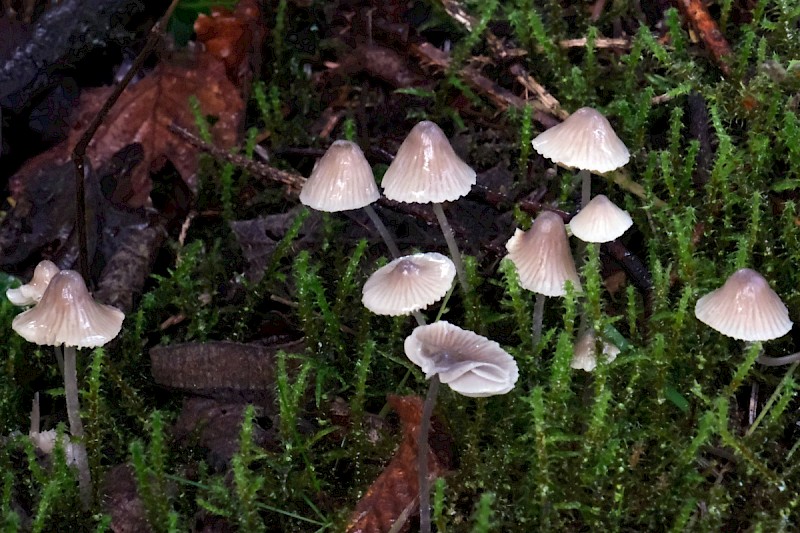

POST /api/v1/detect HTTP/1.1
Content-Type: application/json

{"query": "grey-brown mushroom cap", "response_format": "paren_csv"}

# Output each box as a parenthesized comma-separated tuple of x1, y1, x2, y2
(531, 107, 630, 173)
(695, 268, 793, 342)
(361, 253, 456, 316)
(506, 211, 582, 297)
(299, 140, 380, 212)
(404, 321, 518, 398)
(7, 260, 60, 306)
(11, 270, 125, 348)
(570, 329, 620, 372)
(382, 121, 476, 203)
(569, 194, 633, 243)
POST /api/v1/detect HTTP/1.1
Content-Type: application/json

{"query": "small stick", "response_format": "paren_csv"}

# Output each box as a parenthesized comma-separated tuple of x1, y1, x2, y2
(71, 0, 181, 281)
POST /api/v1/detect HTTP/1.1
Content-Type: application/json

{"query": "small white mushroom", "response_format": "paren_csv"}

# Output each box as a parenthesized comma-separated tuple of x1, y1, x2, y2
(404, 321, 518, 398)
(6, 260, 60, 306)
(695, 268, 792, 342)
(569, 194, 633, 243)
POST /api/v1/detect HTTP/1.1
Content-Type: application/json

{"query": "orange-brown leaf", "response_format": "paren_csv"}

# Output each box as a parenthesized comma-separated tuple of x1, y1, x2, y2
(346, 395, 450, 533)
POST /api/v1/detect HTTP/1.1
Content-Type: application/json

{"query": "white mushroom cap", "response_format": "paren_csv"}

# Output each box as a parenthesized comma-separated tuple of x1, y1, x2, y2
(12, 270, 125, 348)
(362, 253, 456, 316)
(382, 121, 476, 203)
(30, 430, 78, 464)
(532, 107, 630, 173)
(404, 321, 518, 398)
(695, 268, 793, 341)
(299, 140, 380, 212)
(569, 194, 633, 243)
(7, 260, 60, 306)
(505, 211, 582, 297)
(570, 329, 620, 372)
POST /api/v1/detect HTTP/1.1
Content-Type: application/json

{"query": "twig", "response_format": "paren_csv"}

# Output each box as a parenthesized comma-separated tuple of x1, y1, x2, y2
(509, 64, 568, 120)
(673, 0, 732, 76)
(558, 37, 631, 49)
(168, 123, 306, 194)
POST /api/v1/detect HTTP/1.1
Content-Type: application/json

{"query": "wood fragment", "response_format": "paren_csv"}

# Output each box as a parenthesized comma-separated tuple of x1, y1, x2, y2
(673, 0, 732, 76)
(558, 37, 632, 49)
(509, 64, 568, 120)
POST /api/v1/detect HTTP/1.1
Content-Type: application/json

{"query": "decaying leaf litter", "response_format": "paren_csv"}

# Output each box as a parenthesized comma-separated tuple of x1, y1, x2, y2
(1, 0, 800, 531)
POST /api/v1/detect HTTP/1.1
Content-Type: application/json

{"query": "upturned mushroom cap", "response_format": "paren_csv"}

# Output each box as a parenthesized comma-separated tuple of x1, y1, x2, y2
(569, 194, 633, 243)
(404, 321, 518, 398)
(362, 253, 456, 316)
(570, 329, 620, 372)
(531, 107, 630, 173)
(382, 120, 476, 203)
(12, 270, 125, 348)
(299, 140, 380, 212)
(505, 211, 582, 297)
(7, 260, 60, 306)
(695, 268, 793, 342)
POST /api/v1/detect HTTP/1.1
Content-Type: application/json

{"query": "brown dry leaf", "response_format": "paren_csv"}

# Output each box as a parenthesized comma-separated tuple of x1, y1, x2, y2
(346, 395, 451, 533)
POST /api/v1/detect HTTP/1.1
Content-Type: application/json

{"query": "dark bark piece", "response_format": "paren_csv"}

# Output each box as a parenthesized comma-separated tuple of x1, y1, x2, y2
(149, 339, 305, 400)
(0, 0, 145, 109)
(103, 464, 153, 533)
(172, 397, 279, 470)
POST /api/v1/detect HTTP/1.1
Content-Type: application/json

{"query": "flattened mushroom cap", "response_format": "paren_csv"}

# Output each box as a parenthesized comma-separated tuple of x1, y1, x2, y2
(7, 260, 60, 306)
(299, 140, 380, 212)
(695, 268, 793, 341)
(531, 107, 630, 173)
(12, 270, 125, 348)
(404, 321, 518, 397)
(570, 329, 620, 372)
(569, 194, 633, 243)
(506, 211, 582, 297)
(362, 253, 456, 316)
(382, 121, 476, 203)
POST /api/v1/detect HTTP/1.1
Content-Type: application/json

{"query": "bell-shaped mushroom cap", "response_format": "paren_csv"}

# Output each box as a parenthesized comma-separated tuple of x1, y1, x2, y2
(570, 329, 620, 372)
(695, 268, 793, 341)
(404, 321, 518, 398)
(569, 194, 633, 243)
(506, 211, 582, 297)
(362, 253, 456, 316)
(531, 107, 630, 173)
(6, 260, 60, 306)
(299, 140, 380, 212)
(382, 121, 476, 203)
(12, 270, 125, 348)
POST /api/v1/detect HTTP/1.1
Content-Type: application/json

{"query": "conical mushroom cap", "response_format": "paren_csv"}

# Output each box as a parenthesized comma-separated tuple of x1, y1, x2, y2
(505, 211, 582, 297)
(569, 194, 633, 243)
(404, 321, 518, 398)
(7, 260, 60, 306)
(570, 329, 620, 372)
(362, 253, 456, 316)
(299, 140, 380, 212)
(532, 107, 630, 173)
(12, 270, 125, 348)
(695, 268, 793, 341)
(382, 121, 476, 203)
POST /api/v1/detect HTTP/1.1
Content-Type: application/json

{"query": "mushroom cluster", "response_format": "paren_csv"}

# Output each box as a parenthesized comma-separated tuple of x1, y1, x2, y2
(8, 262, 125, 507)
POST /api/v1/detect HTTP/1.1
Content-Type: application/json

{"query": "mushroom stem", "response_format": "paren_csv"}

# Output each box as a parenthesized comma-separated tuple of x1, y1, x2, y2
(63, 345, 92, 508)
(532, 293, 546, 350)
(53, 346, 64, 376)
(579, 168, 591, 208)
(757, 352, 800, 366)
(432, 203, 469, 295)
(418, 374, 440, 533)
(363, 205, 401, 259)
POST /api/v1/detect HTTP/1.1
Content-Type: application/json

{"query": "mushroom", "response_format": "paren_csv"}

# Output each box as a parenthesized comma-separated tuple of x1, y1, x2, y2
(695, 268, 792, 342)
(403, 321, 518, 533)
(531, 107, 629, 207)
(6, 259, 60, 306)
(695, 268, 792, 389)
(382, 120, 476, 294)
(300, 140, 401, 258)
(506, 211, 581, 347)
(361, 252, 456, 323)
(12, 270, 125, 507)
(568, 194, 633, 244)
(570, 329, 620, 372)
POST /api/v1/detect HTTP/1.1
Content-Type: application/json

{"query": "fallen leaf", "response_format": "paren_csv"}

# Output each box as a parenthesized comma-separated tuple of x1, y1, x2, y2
(346, 395, 452, 533)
